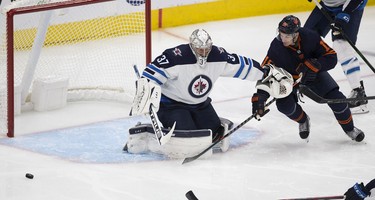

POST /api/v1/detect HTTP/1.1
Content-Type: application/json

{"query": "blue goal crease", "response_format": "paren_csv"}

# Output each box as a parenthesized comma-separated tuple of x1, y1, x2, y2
(0, 117, 260, 164)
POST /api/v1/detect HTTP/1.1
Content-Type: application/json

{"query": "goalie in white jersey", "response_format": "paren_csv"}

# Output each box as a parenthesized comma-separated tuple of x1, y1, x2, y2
(124, 29, 277, 158)
(143, 29, 265, 131)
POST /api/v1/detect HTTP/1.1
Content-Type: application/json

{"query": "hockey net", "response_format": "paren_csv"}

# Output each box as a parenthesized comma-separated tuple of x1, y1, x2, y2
(0, 0, 151, 137)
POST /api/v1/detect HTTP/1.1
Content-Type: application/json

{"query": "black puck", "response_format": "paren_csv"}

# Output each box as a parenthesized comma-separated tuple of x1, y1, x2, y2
(25, 173, 34, 179)
(185, 190, 198, 200)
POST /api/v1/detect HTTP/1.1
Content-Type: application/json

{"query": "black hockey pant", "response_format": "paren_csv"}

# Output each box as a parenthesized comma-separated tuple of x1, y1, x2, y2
(157, 98, 222, 134)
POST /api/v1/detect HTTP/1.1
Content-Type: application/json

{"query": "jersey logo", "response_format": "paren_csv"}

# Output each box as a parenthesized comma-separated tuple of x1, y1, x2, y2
(173, 48, 182, 56)
(188, 75, 212, 98)
(218, 47, 225, 54)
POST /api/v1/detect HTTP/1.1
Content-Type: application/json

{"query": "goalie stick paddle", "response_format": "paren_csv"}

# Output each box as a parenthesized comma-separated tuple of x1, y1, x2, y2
(185, 190, 199, 200)
(181, 98, 274, 165)
(132, 64, 175, 146)
(299, 85, 375, 104)
(149, 103, 175, 145)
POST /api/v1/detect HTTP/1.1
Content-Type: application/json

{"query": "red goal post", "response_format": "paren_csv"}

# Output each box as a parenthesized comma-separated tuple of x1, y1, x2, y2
(0, 0, 151, 137)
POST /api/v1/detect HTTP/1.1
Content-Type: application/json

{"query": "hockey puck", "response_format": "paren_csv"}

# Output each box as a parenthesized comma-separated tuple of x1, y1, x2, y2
(185, 190, 199, 200)
(25, 173, 34, 179)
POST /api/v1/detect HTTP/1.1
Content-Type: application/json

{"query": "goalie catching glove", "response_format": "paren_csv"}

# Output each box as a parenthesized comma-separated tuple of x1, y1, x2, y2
(130, 78, 161, 116)
(251, 64, 293, 120)
(256, 64, 294, 99)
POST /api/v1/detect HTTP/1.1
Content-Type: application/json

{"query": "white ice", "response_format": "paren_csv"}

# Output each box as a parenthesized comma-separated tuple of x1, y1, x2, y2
(1, 8, 375, 200)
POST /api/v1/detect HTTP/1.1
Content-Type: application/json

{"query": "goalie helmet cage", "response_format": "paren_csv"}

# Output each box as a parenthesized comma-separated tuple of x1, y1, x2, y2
(0, 0, 152, 137)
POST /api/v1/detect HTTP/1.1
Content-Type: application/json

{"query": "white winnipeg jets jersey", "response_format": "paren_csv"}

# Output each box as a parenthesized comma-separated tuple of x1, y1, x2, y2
(321, 0, 367, 12)
(141, 44, 264, 105)
(322, 0, 347, 7)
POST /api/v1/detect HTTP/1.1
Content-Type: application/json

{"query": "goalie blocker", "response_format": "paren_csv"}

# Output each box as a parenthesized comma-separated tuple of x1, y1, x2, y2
(124, 118, 233, 159)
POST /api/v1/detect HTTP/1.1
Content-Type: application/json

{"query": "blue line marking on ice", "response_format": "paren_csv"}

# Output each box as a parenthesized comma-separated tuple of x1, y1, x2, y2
(0, 116, 260, 164)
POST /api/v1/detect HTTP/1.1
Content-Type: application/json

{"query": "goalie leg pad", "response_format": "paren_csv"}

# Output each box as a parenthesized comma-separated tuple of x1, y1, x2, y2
(125, 123, 213, 159)
(148, 128, 213, 159)
(125, 124, 153, 154)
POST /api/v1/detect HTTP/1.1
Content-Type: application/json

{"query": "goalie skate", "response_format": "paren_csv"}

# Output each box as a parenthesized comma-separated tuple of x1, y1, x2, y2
(125, 123, 213, 158)
(213, 118, 233, 152)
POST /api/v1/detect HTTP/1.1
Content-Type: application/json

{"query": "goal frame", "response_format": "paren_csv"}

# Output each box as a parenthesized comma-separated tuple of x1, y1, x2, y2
(5, 0, 152, 137)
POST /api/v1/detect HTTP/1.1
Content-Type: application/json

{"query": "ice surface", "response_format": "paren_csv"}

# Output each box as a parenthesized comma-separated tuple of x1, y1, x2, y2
(1, 8, 375, 200)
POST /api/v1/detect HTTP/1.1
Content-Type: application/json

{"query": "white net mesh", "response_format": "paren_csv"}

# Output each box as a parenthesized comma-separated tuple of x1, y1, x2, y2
(0, 0, 148, 136)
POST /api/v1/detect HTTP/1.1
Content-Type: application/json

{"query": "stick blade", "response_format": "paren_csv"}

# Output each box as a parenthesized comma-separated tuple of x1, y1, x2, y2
(182, 143, 215, 164)
(182, 156, 198, 165)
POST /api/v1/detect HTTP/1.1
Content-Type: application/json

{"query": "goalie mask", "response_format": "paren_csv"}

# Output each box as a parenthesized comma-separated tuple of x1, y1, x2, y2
(256, 64, 293, 99)
(189, 29, 213, 68)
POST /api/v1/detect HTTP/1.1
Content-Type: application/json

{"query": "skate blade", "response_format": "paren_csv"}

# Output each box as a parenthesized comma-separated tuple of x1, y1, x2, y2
(350, 105, 369, 115)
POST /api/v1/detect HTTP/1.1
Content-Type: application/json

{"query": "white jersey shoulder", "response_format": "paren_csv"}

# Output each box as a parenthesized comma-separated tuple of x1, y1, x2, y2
(141, 44, 263, 104)
(322, 0, 347, 7)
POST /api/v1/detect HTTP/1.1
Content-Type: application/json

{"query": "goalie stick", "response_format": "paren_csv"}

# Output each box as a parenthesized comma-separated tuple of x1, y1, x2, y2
(299, 84, 375, 104)
(307, 0, 375, 73)
(182, 74, 303, 164)
(181, 99, 274, 164)
(132, 65, 175, 145)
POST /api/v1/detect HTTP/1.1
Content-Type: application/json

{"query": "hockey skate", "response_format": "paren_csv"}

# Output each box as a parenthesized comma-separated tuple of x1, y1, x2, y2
(213, 127, 229, 152)
(348, 81, 369, 115)
(213, 118, 233, 152)
(299, 115, 310, 142)
(123, 122, 143, 152)
(345, 127, 365, 142)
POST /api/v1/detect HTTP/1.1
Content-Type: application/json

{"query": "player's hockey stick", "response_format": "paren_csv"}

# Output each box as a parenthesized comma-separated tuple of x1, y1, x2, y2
(299, 84, 375, 104)
(308, 0, 375, 73)
(186, 191, 343, 200)
(132, 65, 175, 145)
(181, 98, 274, 164)
(279, 195, 344, 200)
(182, 73, 303, 164)
(280, 179, 375, 200)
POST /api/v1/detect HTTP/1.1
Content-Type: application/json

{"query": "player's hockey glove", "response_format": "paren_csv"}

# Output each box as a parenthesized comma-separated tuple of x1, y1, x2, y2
(331, 12, 350, 37)
(299, 58, 321, 85)
(251, 90, 270, 121)
(344, 182, 370, 200)
(261, 64, 271, 79)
